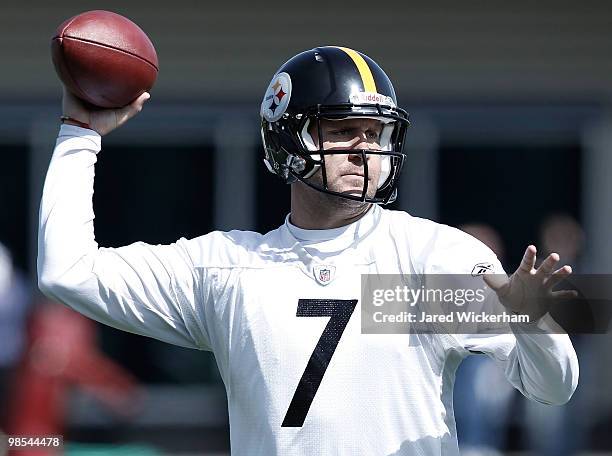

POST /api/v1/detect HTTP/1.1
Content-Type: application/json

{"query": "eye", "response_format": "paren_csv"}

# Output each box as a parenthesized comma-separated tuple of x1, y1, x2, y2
(366, 129, 381, 141)
(330, 128, 351, 136)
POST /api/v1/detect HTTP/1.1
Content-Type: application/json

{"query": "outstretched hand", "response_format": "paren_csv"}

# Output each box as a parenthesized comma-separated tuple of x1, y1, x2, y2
(483, 245, 576, 321)
(62, 87, 150, 136)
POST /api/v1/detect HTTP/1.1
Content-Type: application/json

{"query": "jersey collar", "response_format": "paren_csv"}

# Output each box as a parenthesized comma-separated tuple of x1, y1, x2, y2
(285, 204, 380, 244)
(281, 205, 380, 284)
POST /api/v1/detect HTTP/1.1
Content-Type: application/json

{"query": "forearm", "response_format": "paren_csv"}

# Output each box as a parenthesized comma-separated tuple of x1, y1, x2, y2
(37, 124, 101, 292)
(36, 126, 205, 349)
(507, 315, 579, 405)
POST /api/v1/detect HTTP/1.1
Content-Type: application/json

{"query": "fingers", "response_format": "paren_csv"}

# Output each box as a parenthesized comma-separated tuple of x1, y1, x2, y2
(518, 245, 537, 274)
(551, 289, 579, 299)
(543, 264, 573, 290)
(535, 252, 560, 280)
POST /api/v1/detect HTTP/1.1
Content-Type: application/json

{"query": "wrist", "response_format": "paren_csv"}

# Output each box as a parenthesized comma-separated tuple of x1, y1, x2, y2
(60, 115, 91, 130)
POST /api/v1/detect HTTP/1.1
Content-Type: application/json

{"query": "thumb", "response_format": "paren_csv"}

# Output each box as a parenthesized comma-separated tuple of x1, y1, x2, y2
(116, 92, 151, 126)
(482, 272, 510, 294)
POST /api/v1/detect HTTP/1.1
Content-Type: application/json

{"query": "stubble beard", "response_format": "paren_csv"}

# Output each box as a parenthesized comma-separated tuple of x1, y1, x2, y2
(309, 176, 374, 217)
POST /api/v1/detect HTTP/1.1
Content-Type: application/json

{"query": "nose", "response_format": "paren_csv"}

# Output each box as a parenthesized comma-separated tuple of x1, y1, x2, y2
(356, 130, 382, 150)
(347, 131, 370, 150)
(347, 133, 375, 162)
(348, 150, 369, 164)
(354, 136, 370, 150)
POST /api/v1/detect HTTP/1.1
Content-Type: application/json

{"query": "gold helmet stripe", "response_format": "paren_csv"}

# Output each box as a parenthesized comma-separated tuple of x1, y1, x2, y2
(336, 46, 377, 93)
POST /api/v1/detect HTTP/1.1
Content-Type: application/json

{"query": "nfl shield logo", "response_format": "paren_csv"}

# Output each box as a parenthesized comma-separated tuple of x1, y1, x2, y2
(319, 269, 330, 283)
(313, 264, 336, 286)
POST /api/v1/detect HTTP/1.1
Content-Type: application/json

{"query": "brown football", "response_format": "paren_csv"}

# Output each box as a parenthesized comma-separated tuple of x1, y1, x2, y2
(51, 10, 158, 108)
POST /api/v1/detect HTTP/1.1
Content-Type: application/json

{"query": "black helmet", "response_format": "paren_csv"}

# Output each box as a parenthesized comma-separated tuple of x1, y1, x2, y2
(260, 46, 409, 204)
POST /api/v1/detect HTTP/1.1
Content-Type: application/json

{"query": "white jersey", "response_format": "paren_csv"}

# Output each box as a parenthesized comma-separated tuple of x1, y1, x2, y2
(38, 125, 578, 456)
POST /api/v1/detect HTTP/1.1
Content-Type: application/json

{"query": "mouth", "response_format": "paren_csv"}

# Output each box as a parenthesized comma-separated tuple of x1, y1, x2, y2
(338, 175, 370, 193)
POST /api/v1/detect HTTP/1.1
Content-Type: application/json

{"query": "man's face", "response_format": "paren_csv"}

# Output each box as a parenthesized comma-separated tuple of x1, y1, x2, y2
(307, 118, 384, 199)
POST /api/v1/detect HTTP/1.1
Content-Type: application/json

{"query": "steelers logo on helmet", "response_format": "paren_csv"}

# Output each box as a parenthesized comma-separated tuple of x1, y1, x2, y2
(261, 72, 292, 122)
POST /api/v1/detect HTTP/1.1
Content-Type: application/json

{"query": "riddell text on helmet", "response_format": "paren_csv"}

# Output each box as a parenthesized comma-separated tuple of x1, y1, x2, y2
(349, 92, 395, 107)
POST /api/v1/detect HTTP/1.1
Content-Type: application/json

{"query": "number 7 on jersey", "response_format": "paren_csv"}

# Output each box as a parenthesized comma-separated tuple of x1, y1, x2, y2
(282, 299, 358, 427)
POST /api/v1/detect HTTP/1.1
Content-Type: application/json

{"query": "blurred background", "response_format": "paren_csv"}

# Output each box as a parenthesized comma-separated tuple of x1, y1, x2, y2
(0, 0, 611, 454)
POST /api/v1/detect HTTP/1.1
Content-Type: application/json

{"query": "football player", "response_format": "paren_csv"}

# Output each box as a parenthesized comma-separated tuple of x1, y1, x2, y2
(39, 46, 578, 455)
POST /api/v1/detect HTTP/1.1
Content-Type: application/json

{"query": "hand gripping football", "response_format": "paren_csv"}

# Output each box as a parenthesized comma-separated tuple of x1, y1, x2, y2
(51, 10, 158, 108)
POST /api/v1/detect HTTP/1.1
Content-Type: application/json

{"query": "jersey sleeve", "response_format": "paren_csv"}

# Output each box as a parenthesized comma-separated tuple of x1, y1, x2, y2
(37, 125, 212, 350)
(455, 317, 579, 405)
(424, 223, 579, 405)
